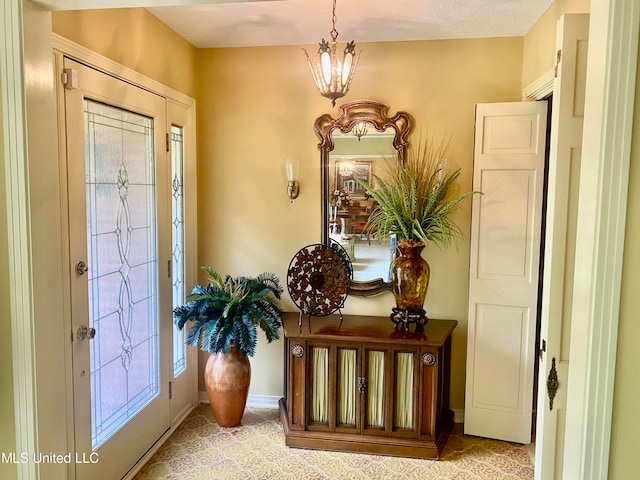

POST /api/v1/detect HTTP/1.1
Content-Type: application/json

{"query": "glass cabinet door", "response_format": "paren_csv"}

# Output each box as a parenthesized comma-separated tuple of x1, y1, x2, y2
(394, 351, 416, 431)
(363, 348, 388, 433)
(336, 347, 359, 432)
(309, 345, 329, 426)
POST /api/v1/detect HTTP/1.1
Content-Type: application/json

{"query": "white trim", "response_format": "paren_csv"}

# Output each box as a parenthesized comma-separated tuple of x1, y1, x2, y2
(247, 395, 282, 409)
(52, 34, 194, 108)
(198, 392, 282, 410)
(452, 408, 464, 424)
(0, 2, 37, 479)
(523, 68, 555, 101)
(564, 0, 639, 478)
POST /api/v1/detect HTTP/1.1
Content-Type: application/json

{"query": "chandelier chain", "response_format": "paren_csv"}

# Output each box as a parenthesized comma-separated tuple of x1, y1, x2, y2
(330, 0, 338, 41)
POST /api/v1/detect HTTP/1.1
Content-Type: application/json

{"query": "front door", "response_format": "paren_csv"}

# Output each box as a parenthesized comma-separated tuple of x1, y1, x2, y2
(64, 58, 171, 480)
(465, 101, 548, 443)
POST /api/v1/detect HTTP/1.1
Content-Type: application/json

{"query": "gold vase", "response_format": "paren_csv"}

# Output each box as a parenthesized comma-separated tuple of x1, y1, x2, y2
(390, 240, 430, 313)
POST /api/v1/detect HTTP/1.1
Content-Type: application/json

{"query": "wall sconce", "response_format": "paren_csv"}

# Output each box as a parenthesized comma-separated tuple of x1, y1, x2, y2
(285, 158, 300, 201)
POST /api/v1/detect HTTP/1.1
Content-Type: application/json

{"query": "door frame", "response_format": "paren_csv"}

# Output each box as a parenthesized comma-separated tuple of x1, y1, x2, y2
(1, 1, 637, 479)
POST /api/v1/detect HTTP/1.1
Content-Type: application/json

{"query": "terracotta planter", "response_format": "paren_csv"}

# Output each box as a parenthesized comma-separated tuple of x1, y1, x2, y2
(204, 344, 251, 427)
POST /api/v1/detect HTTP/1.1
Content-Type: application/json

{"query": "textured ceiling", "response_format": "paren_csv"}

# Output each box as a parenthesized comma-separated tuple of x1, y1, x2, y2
(145, 0, 555, 48)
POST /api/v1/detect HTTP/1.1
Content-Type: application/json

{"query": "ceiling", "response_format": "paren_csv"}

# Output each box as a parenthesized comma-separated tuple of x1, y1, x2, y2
(144, 0, 555, 49)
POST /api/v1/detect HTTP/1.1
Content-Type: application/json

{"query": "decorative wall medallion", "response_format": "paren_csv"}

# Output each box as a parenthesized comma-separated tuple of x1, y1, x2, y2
(287, 244, 351, 317)
(291, 344, 305, 358)
(422, 352, 436, 366)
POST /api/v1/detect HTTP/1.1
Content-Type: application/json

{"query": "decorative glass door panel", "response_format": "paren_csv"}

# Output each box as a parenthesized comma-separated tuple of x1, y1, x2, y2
(171, 124, 186, 376)
(84, 99, 159, 449)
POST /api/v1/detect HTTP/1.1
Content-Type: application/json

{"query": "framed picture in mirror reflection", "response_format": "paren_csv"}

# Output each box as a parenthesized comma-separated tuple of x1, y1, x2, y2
(333, 159, 372, 198)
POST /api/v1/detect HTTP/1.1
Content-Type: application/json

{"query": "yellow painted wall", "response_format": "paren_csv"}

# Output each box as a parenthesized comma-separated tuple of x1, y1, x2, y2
(195, 38, 524, 409)
(608, 45, 640, 479)
(51, 8, 197, 98)
(522, 0, 590, 88)
(48, 5, 553, 416)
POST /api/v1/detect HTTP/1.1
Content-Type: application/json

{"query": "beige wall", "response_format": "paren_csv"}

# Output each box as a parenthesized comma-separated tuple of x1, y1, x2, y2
(195, 38, 524, 408)
(51, 8, 524, 412)
(52, 8, 197, 98)
(522, 0, 590, 88)
(608, 45, 640, 479)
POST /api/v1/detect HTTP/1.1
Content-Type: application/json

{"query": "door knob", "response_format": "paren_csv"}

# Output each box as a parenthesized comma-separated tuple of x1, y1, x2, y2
(77, 325, 96, 341)
(75, 260, 89, 276)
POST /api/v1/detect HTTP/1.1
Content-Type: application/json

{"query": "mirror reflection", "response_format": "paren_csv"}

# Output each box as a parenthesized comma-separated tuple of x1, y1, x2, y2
(329, 129, 395, 283)
(315, 100, 413, 296)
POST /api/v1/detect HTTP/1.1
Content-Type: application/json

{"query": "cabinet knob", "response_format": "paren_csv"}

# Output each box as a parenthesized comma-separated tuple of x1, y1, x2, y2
(422, 352, 437, 366)
(291, 344, 304, 358)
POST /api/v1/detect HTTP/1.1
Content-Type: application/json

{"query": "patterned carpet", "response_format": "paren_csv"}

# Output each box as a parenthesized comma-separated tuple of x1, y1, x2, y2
(134, 405, 534, 480)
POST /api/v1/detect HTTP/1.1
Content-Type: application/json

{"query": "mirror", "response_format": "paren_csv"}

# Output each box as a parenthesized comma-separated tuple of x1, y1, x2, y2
(315, 100, 413, 296)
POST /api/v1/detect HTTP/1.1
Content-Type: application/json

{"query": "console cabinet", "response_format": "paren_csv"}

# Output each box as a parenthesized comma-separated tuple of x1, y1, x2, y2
(279, 313, 457, 459)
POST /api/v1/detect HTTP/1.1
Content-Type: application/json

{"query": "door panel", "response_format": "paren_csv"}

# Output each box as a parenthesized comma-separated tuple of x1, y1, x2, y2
(167, 98, 198, 425)
(65, 57, 171, 480)
(465, 101, 547, 444)
(535, 14, 589, 479)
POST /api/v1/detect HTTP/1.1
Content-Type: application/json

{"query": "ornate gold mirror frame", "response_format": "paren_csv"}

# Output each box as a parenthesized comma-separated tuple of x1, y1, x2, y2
(315, 99, 413, 296)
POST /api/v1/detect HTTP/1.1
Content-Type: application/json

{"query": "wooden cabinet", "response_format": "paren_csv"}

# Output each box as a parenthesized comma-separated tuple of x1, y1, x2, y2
(279, 313, 457, 459)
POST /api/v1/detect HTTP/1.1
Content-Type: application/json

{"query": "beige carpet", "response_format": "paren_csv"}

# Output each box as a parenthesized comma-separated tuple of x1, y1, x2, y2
(134, 405, 534, 479)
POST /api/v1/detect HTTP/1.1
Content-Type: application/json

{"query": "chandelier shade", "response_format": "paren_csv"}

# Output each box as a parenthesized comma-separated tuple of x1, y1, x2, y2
(304, 0, 359, 106)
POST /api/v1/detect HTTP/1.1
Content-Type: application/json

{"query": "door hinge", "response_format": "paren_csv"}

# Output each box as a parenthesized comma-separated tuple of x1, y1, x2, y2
(166, 133, 170, 153)
(61, 68, 78, 90)
(168, 259, 172, 278)
(554, 49, 562, 78)
(169, 381, 173, 399)
(539, 339, 546, 360)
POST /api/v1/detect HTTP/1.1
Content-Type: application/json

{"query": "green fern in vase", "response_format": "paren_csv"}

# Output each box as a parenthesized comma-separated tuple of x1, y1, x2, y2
(359, 133, 480, 250)
(173, 266, 283, 357)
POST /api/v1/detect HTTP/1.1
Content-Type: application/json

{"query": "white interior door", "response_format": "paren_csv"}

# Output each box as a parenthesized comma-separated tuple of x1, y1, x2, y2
(465, 101, 548, 443)
(534, 14, 589, 480)
(65, 57, 171, 480)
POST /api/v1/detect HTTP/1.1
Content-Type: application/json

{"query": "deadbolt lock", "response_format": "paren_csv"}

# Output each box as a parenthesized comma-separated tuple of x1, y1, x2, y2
(77, 325, 96, 341)
(75, 261, 89, 276)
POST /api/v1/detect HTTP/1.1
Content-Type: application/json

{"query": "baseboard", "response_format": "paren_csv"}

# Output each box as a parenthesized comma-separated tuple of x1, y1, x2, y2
(200, 391, 463, 420)
(452, 408, 464, 424)
(198, 391, 281, 409)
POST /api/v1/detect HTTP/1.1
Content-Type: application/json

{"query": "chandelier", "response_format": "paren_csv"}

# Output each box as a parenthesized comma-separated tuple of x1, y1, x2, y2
(303, 0, 360, 106)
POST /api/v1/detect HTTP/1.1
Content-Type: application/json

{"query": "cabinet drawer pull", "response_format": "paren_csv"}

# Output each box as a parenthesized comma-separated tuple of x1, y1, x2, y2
(357, 376, 367, 394)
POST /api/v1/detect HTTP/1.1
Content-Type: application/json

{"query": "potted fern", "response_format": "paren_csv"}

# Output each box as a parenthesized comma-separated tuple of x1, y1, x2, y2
(173, 266, 283, 427)
(359, 134, 477, 330)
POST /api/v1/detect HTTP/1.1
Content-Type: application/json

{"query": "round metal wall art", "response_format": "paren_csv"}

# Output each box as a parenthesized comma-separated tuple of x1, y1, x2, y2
(287, 243, 352, 317)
